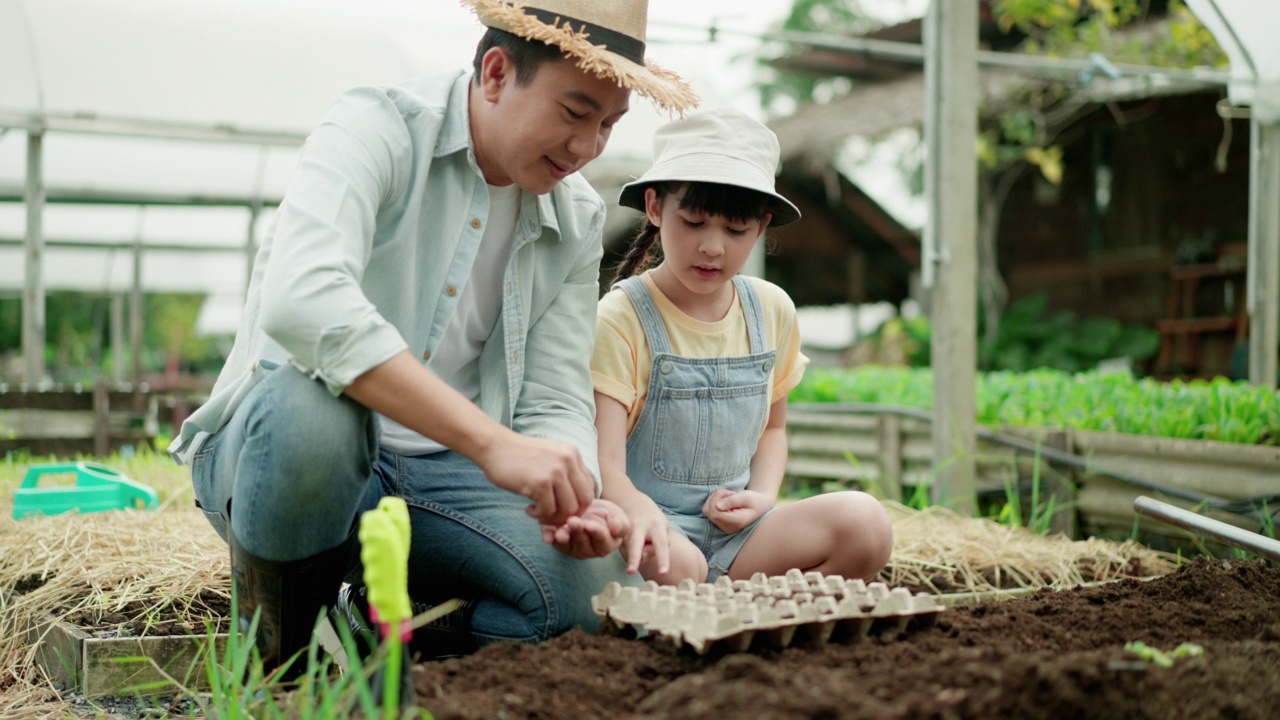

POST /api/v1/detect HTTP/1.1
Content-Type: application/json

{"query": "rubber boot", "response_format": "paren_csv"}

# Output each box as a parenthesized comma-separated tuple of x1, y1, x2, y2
(334, 584, 478, 661)
(331, 584, 443, 712)
(229, 531, 353, 681)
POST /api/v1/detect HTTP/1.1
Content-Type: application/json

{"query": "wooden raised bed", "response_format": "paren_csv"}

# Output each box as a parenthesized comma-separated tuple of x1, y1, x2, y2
(785, 405, 1280, 543)
(26, 615, 228, 698)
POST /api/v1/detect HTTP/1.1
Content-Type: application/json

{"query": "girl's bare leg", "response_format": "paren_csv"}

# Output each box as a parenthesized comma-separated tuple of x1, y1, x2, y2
(727, 491, 893, 581)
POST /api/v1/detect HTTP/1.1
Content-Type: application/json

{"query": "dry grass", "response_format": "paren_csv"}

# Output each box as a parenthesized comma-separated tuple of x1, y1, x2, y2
(0, 452, 1173, 718)
(879, 501, 1175, 595)
(0, 452, 227, 719)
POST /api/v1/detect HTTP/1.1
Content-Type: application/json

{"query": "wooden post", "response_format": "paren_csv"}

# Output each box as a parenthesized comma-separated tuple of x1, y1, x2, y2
(876, 413, 904, 502)
(23, 129, 46, 388)
(1247, 119, 1280, 388)
(924, 0, 979, 514)
(1041, 430, 1078, 538)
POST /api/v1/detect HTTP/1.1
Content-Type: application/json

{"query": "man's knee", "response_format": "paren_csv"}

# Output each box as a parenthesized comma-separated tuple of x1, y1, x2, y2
(241, 365, 378, 488)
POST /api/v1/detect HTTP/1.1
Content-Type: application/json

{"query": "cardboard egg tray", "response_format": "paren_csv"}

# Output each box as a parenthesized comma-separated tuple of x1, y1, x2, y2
(592, 568, 945, 655)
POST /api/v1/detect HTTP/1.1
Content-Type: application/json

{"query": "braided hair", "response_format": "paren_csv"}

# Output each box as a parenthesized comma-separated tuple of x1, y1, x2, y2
(610, 181, 773, 286)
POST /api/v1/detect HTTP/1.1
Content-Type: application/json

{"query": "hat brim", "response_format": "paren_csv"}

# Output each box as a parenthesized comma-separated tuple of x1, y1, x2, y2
(464, 0, 699, 114)
(619, 173, 802, 228)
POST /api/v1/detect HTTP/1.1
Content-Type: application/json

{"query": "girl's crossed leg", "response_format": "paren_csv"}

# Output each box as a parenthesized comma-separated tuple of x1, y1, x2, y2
(728, 491, 893, 582)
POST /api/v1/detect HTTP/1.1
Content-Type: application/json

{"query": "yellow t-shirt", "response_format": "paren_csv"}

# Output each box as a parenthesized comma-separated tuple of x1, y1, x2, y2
(591, 271, 810, 436)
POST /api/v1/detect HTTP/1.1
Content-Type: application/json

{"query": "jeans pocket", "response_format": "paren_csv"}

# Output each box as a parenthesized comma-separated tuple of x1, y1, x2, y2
(198, 507, 229, 543)
(190, 434, 228, 542)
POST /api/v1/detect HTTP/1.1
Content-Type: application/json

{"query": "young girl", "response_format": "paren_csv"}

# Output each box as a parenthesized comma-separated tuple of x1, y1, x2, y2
(591, 107, 894, 585)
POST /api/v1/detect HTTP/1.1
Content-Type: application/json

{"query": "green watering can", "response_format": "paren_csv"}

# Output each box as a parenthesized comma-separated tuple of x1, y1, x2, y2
(12, 462, 158, 519)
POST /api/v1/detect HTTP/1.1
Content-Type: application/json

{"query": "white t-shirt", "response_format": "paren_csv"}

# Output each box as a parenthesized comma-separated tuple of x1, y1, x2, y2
(379, 183, 521, 455)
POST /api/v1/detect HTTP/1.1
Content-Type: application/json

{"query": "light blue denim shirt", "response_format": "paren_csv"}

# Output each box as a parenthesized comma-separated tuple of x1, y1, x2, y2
(169, 70, 607, 489)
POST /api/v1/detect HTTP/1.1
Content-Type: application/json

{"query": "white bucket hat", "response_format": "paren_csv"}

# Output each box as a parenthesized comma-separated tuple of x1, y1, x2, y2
(618, 107, 801, 226)
(463, 0, 698, 113)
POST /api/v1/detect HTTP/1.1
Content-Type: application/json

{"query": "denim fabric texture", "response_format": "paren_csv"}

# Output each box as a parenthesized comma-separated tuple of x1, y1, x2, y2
(192, 363, 638, 645)
(616, 275, 777, 580)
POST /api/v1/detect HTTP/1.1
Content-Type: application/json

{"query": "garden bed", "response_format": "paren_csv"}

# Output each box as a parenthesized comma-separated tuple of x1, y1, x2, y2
(415, 557, 1280, 720)
(0, 502, 1175, 716)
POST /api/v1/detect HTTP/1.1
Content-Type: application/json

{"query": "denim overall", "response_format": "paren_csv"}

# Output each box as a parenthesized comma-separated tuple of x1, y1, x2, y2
(618, 275, 777, 580)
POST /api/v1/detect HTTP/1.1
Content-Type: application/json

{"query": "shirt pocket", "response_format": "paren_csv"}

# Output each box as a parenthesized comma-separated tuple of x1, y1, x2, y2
(652, 382, 770, 485)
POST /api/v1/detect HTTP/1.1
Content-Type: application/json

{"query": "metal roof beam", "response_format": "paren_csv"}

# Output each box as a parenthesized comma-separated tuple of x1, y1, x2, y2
(683, 24, 1232, 86)
(0, 112, 307, 146)
(0, 237, 246, 253)
(0, 186, 282, 208)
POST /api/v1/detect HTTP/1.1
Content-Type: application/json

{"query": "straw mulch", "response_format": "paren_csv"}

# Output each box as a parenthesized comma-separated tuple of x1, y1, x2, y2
(0, 508, 229, 719)
(0, 499, 1172, 718)
(879, 501, 1176, 595)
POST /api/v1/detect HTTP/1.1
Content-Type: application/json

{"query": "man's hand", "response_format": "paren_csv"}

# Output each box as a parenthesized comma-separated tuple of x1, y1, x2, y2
(702, 489, 772, 534)
(476, 432, 596, 526)
(541, 499, 631, 559)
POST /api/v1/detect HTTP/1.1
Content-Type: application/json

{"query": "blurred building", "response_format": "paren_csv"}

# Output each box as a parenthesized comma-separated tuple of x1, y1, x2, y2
(762, 6, 1249, 378)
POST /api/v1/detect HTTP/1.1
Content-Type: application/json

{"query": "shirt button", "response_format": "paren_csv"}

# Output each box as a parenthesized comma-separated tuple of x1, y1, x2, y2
(763, 359, 774, 372)
(471, 218, 482, 229)
(422, 350, 431, 361)
(659, 361, 673, 374)
(446, 285, 457, 296)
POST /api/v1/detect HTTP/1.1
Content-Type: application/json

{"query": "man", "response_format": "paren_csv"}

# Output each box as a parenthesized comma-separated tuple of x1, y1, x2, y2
(169, 0, 696, 680)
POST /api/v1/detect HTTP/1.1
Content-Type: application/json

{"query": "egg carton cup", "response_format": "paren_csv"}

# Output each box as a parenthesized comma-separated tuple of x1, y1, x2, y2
(592, 568, 945, 655)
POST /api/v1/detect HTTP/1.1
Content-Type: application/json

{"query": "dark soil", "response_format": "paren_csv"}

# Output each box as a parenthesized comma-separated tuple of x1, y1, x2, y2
(61, 587, 233, 637)
(414, 557, 1280, 720)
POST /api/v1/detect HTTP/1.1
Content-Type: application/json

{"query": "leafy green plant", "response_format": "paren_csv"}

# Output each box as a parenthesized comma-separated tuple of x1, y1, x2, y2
(791, 366, 1280, 446)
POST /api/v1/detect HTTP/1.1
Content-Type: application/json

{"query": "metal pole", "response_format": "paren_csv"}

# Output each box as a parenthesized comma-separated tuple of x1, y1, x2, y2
(111, 293, 125, 385)
(924, 0, 978, 514)
(130, 235, 143, 388)
(1247, 119, 1280, 388)
(22, 129, 46, 387)
(245, 205, 261, 302)
(1134, 495, 1280, 563)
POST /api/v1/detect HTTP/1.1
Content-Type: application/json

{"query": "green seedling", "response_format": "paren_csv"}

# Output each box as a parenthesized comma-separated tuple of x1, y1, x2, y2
(1124, 641, 1204, 668)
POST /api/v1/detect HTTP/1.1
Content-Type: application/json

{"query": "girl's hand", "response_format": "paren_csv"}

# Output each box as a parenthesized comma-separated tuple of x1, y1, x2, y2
(615, 493, 673, 575)
(702, 489, 772, 534)
(541, 499, 631, 559)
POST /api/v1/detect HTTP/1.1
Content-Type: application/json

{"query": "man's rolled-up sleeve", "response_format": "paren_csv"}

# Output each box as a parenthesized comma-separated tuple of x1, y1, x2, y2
(258, 87, 412, 395)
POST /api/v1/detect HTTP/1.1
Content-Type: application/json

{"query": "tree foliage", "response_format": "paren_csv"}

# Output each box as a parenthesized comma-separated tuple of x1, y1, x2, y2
(0, 292, 221, 383)
(757, 0, 879, 112)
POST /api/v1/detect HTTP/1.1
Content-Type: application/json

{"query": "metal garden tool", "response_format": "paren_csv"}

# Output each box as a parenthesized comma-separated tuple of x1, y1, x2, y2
(1134, 495, 1280, 562)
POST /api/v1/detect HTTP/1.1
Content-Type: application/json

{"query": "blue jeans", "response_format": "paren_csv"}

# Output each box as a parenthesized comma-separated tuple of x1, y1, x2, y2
(191, 363, 635, 645)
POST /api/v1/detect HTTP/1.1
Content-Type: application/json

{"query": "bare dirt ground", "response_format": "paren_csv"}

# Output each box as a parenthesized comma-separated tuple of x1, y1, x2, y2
(414, 557, 1280, 720)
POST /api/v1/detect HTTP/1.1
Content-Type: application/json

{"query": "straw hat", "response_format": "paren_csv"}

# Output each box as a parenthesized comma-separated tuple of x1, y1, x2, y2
(619, 107, 802, 226)
(462, 0, 699, 113)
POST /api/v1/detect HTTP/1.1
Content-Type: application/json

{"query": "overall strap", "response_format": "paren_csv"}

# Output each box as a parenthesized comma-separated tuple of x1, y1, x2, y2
(732, 275, 767, 355)
(617, 276, 674, 355)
